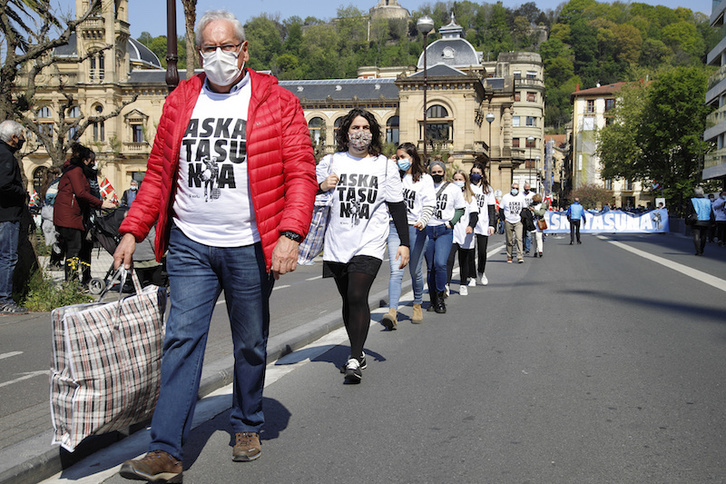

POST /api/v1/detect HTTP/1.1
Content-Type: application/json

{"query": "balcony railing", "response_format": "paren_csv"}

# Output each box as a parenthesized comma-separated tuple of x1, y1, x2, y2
(707, 64, 726, 91)
(123, 142, 150, 153)
(704, 148, 726, 169)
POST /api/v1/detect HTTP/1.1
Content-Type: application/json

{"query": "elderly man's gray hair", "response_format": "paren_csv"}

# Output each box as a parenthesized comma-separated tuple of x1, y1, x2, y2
(694, 186, 705, 197)
(195, 10, 246, 47)
(0, 120, 24, 143)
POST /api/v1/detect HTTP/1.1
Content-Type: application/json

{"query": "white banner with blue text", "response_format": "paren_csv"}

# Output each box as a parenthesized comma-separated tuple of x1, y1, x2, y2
(544, 209, 669, 234)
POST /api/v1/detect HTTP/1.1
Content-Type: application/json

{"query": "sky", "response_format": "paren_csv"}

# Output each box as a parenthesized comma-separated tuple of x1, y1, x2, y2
(54, 0, 714, 39)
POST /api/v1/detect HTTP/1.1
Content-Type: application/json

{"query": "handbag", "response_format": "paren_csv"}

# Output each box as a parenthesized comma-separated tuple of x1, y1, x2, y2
(537, 218, 548, 230)
(50, 269, 167, 452)
(297, 195, 331, 265)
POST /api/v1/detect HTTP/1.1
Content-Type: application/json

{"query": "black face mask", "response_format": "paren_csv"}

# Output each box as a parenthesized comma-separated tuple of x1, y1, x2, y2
(432, 174, 445, 184)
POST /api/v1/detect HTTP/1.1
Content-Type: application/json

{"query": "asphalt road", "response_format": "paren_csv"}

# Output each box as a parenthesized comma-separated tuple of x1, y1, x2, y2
(38, 232, 726, 483)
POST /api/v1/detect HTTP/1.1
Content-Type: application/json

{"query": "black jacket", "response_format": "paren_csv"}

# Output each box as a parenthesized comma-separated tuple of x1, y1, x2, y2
(0, 140, 27, 223)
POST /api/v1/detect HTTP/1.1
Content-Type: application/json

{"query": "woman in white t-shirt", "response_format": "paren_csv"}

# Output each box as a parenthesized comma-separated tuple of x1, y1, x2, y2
(424, 160, 465, 314)
(468, 163, 497, 285)
(381, 142, 435, 330)
(317, 109, 410, 384)
(446, 170, 479, 296)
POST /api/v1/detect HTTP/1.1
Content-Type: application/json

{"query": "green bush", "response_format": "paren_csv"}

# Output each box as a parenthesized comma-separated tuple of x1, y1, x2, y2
(22, 270, 93, 312)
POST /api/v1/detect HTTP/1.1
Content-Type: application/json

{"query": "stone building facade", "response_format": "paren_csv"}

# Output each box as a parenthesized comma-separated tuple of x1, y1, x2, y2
(18, 1, 545, 200)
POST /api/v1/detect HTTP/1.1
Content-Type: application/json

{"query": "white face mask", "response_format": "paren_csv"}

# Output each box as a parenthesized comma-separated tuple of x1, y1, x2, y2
(453, 180, 465, 189)
(201, 46, 244, 86)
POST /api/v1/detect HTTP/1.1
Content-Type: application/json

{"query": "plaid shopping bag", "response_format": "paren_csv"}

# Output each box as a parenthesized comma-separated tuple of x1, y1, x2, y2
(297, 193, 332, 265)
(50, 270, 167, 452)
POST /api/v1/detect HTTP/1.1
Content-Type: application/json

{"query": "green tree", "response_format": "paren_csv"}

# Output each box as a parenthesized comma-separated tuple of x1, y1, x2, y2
(244, 16, 284, 71)
(597, 68, 714, 209)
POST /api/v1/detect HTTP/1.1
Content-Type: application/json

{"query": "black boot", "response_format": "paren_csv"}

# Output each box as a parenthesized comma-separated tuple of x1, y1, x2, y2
(435, 291, 447, 314)
(427, 289, 438, 312)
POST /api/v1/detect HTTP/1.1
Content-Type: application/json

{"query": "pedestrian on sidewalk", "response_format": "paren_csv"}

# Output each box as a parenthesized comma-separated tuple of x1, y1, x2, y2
(468, 163, 496, 286)
(381, 142, 434, 330)
(114, 10, 316, 482)
(500, 183, 526, 263)
(530, 193, 549, 257)
(566, 197, 586, 245)
(0, 120, 29, 315)
(318, 108, 410, 383)
(689, 186, 714, 256)
(711, 190, 726, 246)
(425, 160, 465, 313)
(446, 170, 478, 296)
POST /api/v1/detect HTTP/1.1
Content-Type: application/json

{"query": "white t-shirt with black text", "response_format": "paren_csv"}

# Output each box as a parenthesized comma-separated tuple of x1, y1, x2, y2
(317, 152, 403, 263)
(501, 191, 526, 225)
(453, 195, 479, 249)
(429, 182, 466, 227)
(173, 77, 258, 247)
(471, 184, 496, 235)
(401, 172, 436, 225)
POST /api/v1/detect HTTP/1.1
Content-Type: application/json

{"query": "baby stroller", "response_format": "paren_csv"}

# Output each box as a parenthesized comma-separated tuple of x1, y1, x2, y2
(87, 207, 167, 295)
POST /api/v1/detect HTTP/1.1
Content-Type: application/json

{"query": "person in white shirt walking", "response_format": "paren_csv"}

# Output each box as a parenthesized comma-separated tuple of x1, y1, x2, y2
(425, 161, 465, 313)
(468, 163, 496, 285)
(317, 109, 410, 383)
(500, 182, 526, 263)
(446, 170, 479, 296)
(381, 142, 435, 329)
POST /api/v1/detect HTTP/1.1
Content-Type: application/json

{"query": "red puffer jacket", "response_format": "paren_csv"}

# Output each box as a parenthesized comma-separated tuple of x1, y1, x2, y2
(119, 70, 316, 271)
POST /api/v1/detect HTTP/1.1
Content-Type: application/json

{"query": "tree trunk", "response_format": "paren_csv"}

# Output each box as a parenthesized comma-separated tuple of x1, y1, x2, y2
(182, 0, 197, 79)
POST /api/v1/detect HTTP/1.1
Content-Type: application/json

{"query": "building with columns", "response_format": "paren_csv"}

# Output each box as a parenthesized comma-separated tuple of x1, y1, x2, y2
(17, 1, 545, 200)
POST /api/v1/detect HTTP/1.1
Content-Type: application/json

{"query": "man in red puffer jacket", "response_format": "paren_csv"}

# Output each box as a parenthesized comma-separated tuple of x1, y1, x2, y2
(115, 10, 316, 482)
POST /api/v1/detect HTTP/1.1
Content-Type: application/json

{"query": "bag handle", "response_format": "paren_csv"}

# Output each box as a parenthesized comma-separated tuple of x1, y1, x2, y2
(97, 268, 144, 302)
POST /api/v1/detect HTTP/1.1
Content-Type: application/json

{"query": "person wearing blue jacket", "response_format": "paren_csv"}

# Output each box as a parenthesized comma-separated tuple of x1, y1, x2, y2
(690, 186, 713, 256)
(566, 198, 586, 245)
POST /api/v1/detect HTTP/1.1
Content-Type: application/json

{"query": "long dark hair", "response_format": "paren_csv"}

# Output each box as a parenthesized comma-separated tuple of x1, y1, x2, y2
(67, 142, 97, 179)
(396, 142, 425, 183)
(470, 162, 491, 193)
(335, 108, 382, 156)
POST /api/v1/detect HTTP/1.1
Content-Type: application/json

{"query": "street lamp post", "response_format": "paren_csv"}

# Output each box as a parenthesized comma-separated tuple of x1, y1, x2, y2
(527, 135, 535, 188)
(165, 0, 179, 91)
(417, 16, 434, 163)
(535, 155, 541, 193)
(486, 112, 495, 181)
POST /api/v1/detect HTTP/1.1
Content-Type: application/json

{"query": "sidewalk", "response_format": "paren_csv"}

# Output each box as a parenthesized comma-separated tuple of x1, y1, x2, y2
(0, 251, 402, 484)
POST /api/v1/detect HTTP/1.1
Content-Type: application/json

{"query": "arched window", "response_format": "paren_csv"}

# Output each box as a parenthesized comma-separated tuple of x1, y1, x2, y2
(32, 166, 47, 195)
(92, 105, 105, 141)
(308, 117, 325, 145)
(386, 116, 399, 145)
(422, 104, 452, 144)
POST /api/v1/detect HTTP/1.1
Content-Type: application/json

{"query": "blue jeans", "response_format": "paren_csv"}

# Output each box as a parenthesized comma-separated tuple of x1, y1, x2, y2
(523, 229, 531, 252)
(150, 228, 273, 460)
(424, 224, 453, 293)
(387, 222, 427, 307)
(0, 221, 19, 305)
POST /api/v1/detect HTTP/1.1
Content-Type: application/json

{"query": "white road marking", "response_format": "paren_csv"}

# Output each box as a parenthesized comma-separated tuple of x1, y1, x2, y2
(0, 370, 48, 389)
(0, 351, 22, 360)
(273, 284, 290, 291)
(602, 237, 726, 293)
(306, 275, 323, 281)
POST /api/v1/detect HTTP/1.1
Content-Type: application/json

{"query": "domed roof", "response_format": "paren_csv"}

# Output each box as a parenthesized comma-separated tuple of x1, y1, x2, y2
(416, 14, 481, 70)
(53, 33, 162, 69)
(128, 37, 162, 69)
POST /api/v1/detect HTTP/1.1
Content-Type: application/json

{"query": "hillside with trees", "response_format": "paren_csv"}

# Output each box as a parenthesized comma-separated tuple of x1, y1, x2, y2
(138, 0, 720, 130)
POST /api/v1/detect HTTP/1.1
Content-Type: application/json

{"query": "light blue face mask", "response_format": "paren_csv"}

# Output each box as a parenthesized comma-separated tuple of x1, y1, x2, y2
(511, 189, 519, 196)
(454, 181, 465, 189)
(397, 159, 412, 171)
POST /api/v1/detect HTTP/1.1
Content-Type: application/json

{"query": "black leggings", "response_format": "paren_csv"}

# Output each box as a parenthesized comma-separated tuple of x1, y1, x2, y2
(332, 271, 377, 361)
(446, 243, 474, 285)
(468, 234, 489, 276)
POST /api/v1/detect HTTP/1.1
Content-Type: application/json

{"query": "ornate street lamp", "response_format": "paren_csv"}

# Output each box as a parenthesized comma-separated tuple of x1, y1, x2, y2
(417, 15, 434, 163)
(485, 112, 495, 180)
(166, 0, 179, 91)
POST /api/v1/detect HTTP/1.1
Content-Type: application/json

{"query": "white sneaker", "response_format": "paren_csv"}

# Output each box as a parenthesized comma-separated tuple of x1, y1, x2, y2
(478, 272, 488, 286)
(468, 278, 477, 287)
(459, 285, 468, 296)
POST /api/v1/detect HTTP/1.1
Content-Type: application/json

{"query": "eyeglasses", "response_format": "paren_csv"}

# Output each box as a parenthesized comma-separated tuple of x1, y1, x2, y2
(200, 42, 242, 55)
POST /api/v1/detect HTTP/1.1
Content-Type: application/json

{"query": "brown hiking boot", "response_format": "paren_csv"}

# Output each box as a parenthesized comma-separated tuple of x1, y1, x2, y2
(233, 432, 261, 462)
(119, 450, 182, 482)
(381, 308, 397, 330)
(412, 304, 423, 324)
